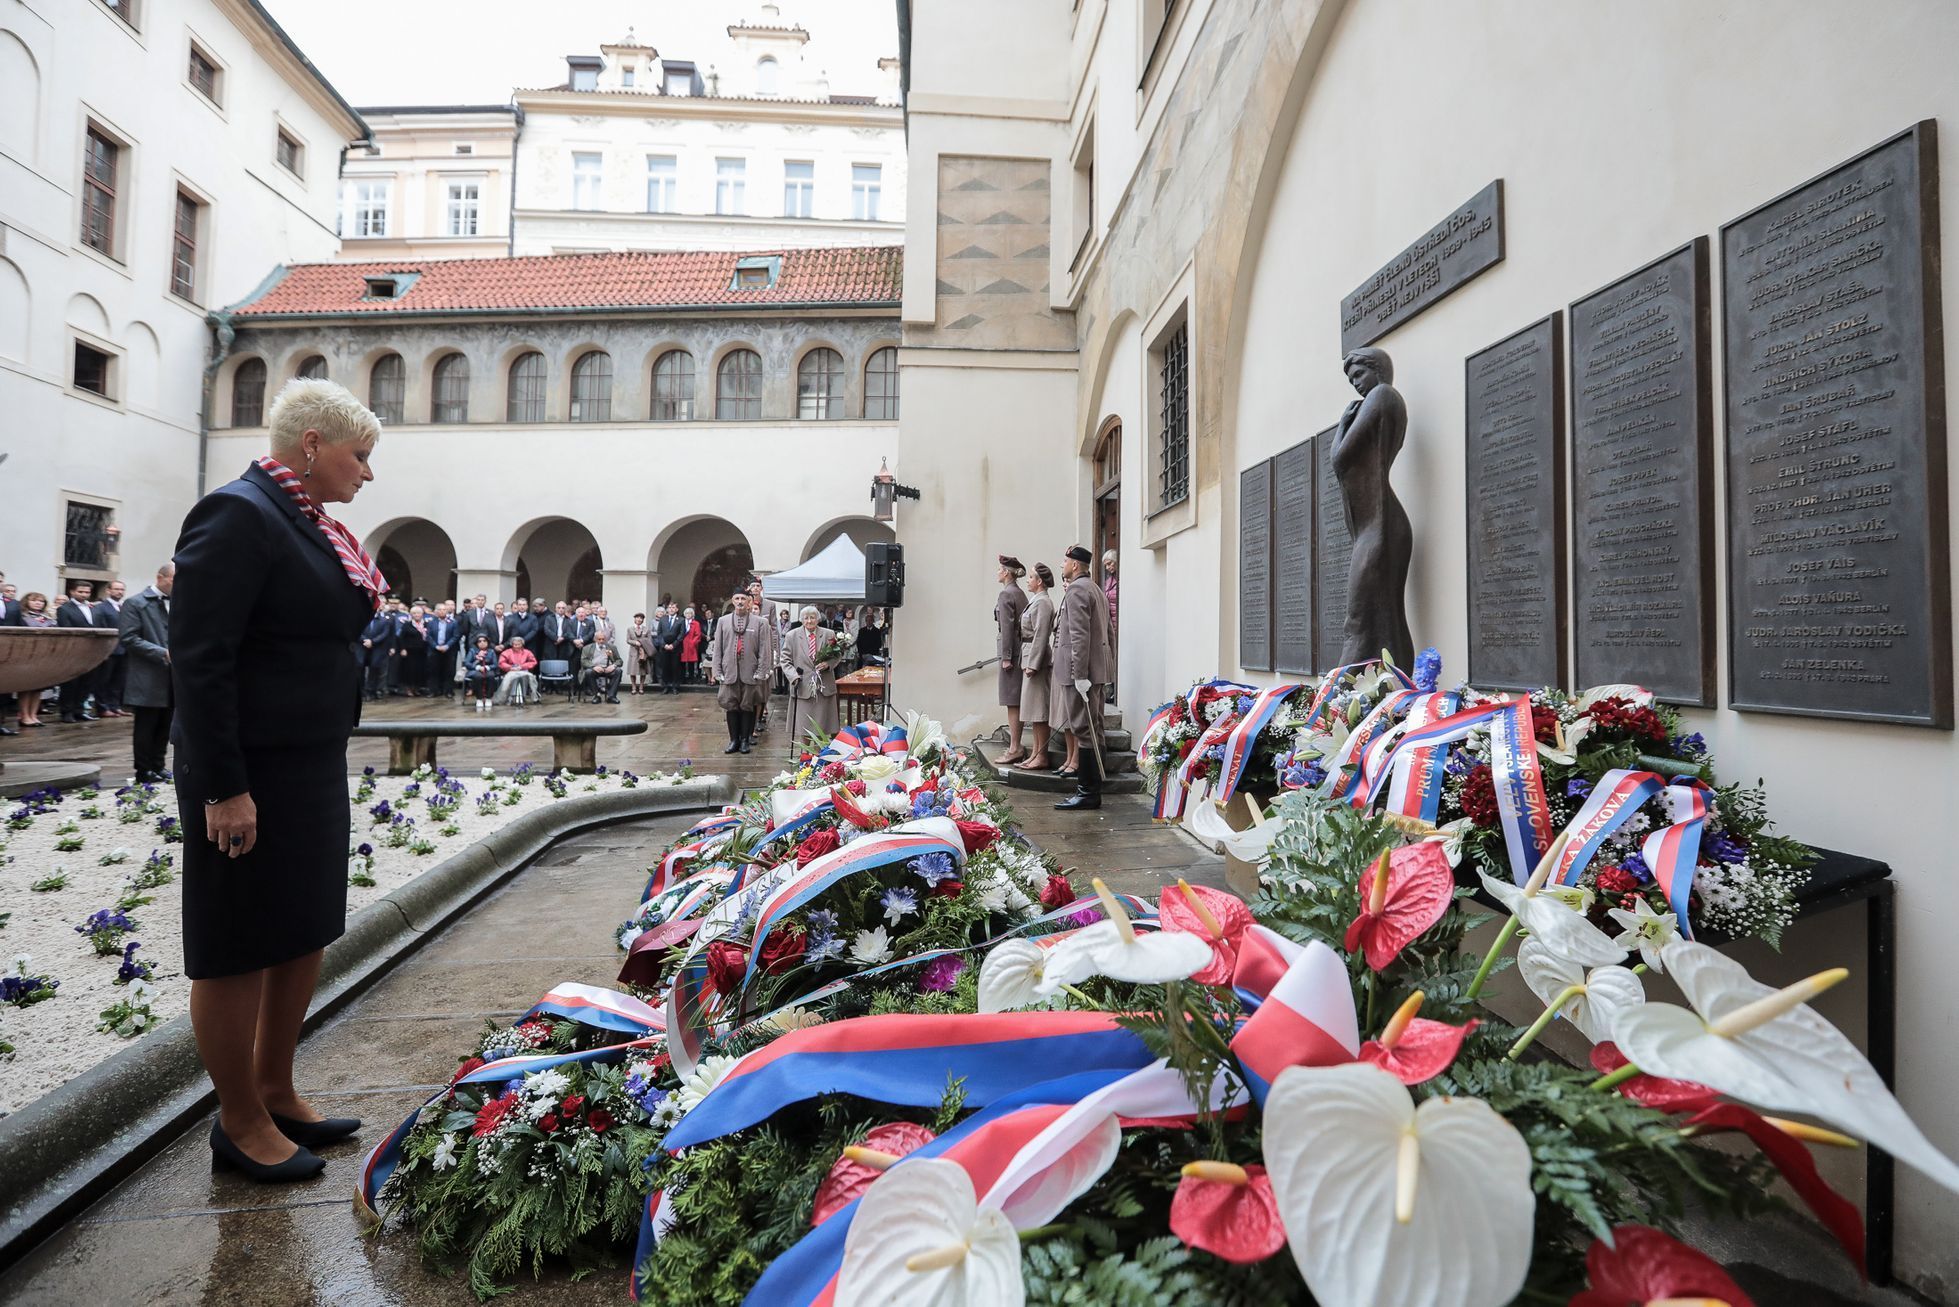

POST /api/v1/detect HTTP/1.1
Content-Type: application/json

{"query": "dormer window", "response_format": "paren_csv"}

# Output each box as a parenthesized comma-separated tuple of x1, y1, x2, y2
(567, 55, 602, 91)
(731, 255, 780, 290)
(621, 65, 635, 87)
(665, 68, 693, 96)
(755, 56, 779, 96)
(361, 272, 420, 301)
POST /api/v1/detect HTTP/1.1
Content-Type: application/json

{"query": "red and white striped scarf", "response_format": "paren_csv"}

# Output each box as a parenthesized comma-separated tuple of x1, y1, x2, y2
(254, 455, 389, 612)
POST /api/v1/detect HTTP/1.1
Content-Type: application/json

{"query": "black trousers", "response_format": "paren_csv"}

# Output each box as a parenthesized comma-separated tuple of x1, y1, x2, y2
(659, 648, 681, 688)
(428, 649, 457, 697)
(100, 654, 126, 710)
(60, 671, 93, 717)
(132, 704, 173, 776)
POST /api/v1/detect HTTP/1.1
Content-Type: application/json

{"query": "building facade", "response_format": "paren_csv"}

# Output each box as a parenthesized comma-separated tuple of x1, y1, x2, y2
(206, 245, 901, 615)
(510, 8, 905, 256)
(895, 0, 1959, 1292)
(335, 105, 517, 260)
(0, 0, 365, 597)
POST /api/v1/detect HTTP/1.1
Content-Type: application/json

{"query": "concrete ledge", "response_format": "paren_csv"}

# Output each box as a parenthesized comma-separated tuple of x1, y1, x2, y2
(0, 775, 733, 1275)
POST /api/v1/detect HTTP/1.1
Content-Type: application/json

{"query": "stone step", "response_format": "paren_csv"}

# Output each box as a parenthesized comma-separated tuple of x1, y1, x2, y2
(969, 738, 1145, 794)
(984, 725, 1133, 757)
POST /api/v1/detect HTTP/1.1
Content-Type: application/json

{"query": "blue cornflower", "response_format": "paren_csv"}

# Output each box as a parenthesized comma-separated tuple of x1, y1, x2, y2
(880, 886, 919, 924)
(1445, 749, 1475, 776)
(1413, 647, 1444, 692)
(912, 851, 957, 887)
(1566, 776, 1593, 799)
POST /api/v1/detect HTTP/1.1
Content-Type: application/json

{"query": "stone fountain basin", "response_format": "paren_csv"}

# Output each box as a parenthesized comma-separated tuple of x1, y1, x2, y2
(0, 628, 118, 695)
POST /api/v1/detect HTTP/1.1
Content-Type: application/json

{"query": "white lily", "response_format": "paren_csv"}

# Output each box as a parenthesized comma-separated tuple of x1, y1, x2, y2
(1611, 940, 1959, 1195)
(1263, 1063, 1534, 1307)
(1043, 879, 1212, 987)
(902, 709, 948, 763)
(977, 938, 1056, 1012)
(1474, 833, 1624, 968)
(1515, 938, 1644, 1044)
(1606, 896, 1678, 974)
(836, 1159, 1024, 1307)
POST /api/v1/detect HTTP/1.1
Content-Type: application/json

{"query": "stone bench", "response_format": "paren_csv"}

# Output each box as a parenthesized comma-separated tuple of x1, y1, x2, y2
(351, 719, 649, 776)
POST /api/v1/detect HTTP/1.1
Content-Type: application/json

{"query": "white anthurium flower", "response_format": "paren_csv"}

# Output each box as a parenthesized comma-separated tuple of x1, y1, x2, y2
(1432, 818, 1476, 868)
(1516, 938, 1644, 1044)
(1611, 940, 1959, 1195)
(1044, 880, 1212, 987)
(1475, 839, 1624, 969)
(978, 938, 1054, 1013)
(1533, 717, 1594, 766)
(1575, 683, 1656, 710)
(836, 1158, 1024, 1307)
(850, 926, 894, 965)
(1182, 796, 1279, 864)
(1606, 896, 1679, 974)
(1263, 1062, 1534, 1307)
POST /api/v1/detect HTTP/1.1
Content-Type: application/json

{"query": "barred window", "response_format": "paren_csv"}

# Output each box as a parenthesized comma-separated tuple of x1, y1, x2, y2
(188, 45, 220, 102)
(651, 349, 695, 421)
(231, 358, 266, 427)
(796, 348, 843, 420)
(863, 347, 899, 420)
(432, 353, 469, 423)
(64, 502, 116, 570)
(570, 350, 612, 422)
(81, 127, 119, 255)
(507, 351, 546, 422)
(296, 354, 327, 380)
(369, 353, 405, 424)
(1155, 320, 1189, 508)
(716, 348, 762, 419)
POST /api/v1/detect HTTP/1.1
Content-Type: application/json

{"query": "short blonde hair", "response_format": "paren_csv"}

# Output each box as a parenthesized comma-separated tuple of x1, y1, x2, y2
(268, 378, 381, 458)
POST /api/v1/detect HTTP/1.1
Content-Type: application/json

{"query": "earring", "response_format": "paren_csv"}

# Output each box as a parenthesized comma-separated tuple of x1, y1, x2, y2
(304, 455, 315, 478)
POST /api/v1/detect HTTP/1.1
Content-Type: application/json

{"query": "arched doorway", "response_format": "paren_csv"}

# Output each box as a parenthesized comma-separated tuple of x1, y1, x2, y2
(364, 518, 459, 604)
(801, 515, 895, 562)
(505, 518, 603, 607)
(650, 516, 754, 619)
(1092, 418, 1121, 700)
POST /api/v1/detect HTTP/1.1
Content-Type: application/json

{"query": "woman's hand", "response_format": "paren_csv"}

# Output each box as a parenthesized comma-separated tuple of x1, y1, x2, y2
(205, 792, 258, 858)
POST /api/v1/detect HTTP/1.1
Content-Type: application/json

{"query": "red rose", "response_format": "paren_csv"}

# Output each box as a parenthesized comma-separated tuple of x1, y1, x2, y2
(795, 828, 842, 866)
(452, 1056, 486, 1084)
(706, 940, 748, 996)
(472, 1091, 516, 1138)
(933, 879, 964, 899)
(844, 779, 868, 797)
(1586, 696, 1669, 745)
(953, 819, 999, 855)
(587, 1108, 614, 1133)
(1460, 764, 1500, 828)
(539, 1113, 560, 1133)
(1040, 873, 1075, 910)
(560, 1094, 586, 1117)
(759, 925, 808, 974)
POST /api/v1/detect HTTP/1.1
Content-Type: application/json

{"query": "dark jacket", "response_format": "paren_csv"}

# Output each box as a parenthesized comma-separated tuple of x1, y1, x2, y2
(0, 597, 21, 626)
(118, 587, 172, 708)
(360, 614, 397, 655)
(56, 597, 96, 629)
(506, 610, 539, 648)
(170, 462, 373, 801)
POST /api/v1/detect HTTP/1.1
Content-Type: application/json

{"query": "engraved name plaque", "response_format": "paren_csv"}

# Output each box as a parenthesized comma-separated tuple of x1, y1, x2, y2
(1273, 440, 1316, 674)
(1240, 461, 1274, 671)
(1569, 240, 1715, 704)
(1723, 123, 1951, 727)
(1341, 181, 1505, 353)
(1314, 426, 1353, 673)
(1466, 315, 1567, 690)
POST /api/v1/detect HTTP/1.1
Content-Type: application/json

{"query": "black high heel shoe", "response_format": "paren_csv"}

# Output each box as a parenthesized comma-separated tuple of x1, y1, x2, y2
(271, 1111, 363, 1148)
(209, 1119, 326, 1182)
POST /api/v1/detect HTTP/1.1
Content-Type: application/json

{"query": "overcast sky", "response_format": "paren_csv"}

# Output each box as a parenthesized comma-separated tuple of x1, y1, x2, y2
(261, 0, 901, 108)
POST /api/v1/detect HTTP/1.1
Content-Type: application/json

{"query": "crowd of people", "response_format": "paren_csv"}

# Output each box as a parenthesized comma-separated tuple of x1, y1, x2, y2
(991, 547, 1119, 811)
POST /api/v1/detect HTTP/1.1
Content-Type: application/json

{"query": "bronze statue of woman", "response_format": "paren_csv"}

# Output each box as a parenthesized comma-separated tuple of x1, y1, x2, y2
(1332, 346, 1414, 668)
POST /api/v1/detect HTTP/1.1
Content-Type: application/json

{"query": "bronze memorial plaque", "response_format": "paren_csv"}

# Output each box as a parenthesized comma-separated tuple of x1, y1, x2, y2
(1340, 181, 1505, 353)
(1239, 460, 1274, 671)
(1723, 123, 1951, 727)
(1313, 426, 1353, 672)
(1466, 315, 1568, 690)
(1569, 240, 1715, 704)
(1273, 439, 1315, 674)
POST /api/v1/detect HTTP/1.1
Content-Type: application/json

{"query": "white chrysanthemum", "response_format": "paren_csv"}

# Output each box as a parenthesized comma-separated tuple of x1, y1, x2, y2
(851, 926, 893, 964)
(674, 1053, 740, 1114)
(524, 1067, 570, 1099)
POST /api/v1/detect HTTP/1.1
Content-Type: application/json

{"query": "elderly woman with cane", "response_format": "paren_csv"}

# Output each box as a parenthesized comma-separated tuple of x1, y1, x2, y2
(171, 378, 383, 1181)
(781, 604, 843, 746)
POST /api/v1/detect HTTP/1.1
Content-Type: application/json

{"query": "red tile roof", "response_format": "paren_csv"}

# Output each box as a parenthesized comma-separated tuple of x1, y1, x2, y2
(229, 246, 903, 317)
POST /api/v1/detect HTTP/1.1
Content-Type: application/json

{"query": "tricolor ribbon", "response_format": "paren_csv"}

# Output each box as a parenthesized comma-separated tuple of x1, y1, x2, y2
(1157, 712, 1238, 822)
(1322, 688, 1420, 800)
(1550, 768, 1709, 937)
(1486, 695, 1555, 884)
(1380, 690, 1461, 822)
(815, 721, 909, 762)
(1212, 682, 1305, 803)
(1225, 937, 1360, 1106)
(520, 982, 666, 1037)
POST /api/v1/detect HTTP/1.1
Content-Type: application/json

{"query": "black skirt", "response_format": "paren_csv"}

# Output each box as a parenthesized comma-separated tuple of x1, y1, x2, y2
(178, 744, 351, 980)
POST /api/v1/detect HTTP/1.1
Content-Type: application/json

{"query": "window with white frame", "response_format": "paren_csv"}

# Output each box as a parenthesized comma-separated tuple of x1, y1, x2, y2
(755, 56, 779, 96)
(275, 126, 303, 177)
(572, 151, 603, 210)
(1152, 313, 1190, 509)
(80, 125, 121, 256)
(715, 158, 745, 216)
(341, 180, 390, 237)
(664, 68, 692, 96)
(646, 155, 677, 213)
(621, 65, 636, 88)
(170, 188, 204, 301)
(782, 160, 814, 218)
(851, 164, 881, 221)
(446, 181, 480, 236)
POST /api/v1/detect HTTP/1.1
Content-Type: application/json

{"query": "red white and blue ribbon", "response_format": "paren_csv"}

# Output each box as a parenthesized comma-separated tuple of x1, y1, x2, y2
(1323, 688, 1420, 800)
(1642, 782, 1709, 938)
(1379, 690, 1461, 822)
(1213, 682, 1305, 803)
(1550, 769, 1708, 937)
(520, 982, 666, 1037)
(1157, 712, 1238, 821)
(1486, 695, 1555, 884)
(815, 721, 909, 762)
(1226, 938, 1359, 1107)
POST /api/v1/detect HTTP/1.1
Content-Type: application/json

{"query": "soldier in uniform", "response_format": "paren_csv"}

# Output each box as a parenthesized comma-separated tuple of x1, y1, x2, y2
(713, 591, 775, 754)
(1053, 545, 1115, 811)
(993, 555, 1029, 764)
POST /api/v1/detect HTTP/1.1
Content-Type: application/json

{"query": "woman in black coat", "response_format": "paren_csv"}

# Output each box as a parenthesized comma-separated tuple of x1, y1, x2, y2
(172, 378, 385, 1182)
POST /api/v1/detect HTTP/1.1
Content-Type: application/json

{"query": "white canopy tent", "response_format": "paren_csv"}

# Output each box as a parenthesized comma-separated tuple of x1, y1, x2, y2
(759, 534, 867, 603)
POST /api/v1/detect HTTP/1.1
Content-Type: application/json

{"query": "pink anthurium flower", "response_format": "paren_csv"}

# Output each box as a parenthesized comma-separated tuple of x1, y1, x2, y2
(1158, 879, 1254, 985)
(811, 1122, 939, 1226)
(1568, 1224, 1755, 1307)
(1343, 841, 1454, 972)
(1169, 1161, 1286, 1264)
(1357, 991, 1479, 1086)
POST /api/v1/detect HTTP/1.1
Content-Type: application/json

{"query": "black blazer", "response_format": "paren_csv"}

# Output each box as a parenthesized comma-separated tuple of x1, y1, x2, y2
(361, 614, 397, 651)
(171, 463, 373, 801)
(506, 611, 539, 647)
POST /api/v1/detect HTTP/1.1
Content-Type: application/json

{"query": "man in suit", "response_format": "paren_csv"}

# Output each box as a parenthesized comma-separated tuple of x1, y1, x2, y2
(712, 591, 774, 753)
(538, 602, 572, 666)
(581, 633, 622, 703)
(120, 563, 174, 781)
(507, 597, 539, 653)
(56, 580, 100, 722)
(94, 579, 129, 716)
(426, 601, 458, 699)
(1054, 544, 1116, 812)
(656, 601, 684, 694)
(461, 595, 493, 650)
(359, 605, 396, 700)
